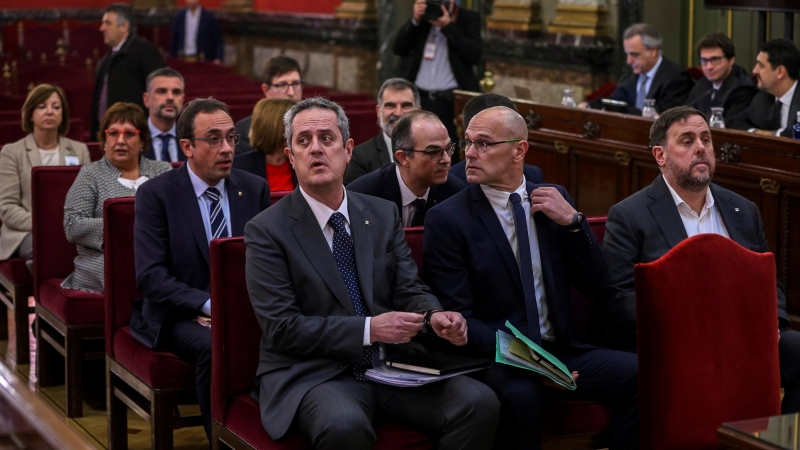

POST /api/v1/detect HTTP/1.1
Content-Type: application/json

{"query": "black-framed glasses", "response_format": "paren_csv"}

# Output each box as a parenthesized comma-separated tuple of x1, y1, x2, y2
(269, 81, 305, 93)
(459, 138, 521, 153)
(192, 134, 240, 148)
(699, 56, 725, 66)
(402, 142, 457, 160)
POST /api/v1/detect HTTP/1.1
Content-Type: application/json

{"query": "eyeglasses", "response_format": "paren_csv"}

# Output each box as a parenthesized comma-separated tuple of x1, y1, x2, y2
(700, 56, 725, 66)
(192, 135, 241, 148)
(269, 81, 305, 93)
(105, 128, 140, 141)
(459, 138, 521, 153)
(402, 143, 457, 160)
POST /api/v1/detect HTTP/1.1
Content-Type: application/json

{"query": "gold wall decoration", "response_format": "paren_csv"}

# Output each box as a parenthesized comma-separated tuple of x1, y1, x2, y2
(479, 71, 496, 93)
(615, 151, 631, 166)
(487, 1, 543, 32)
(547, 3, 608, 37)
(335, 0, 377, 20)
(221, 0, 252, 12)
(760, 178, 781, 194)
(554, 140, 570, 154)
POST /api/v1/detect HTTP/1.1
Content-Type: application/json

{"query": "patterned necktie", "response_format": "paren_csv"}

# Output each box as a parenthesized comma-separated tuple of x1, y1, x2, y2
(636, 74, 649, 110)
(509, 193, 542, 344)
(159, 134, 172, 161)
(410, 198, 427, 227)
(328, 212, 378, 380)
(97, 50, 117, 123)
(205, 187, 229, 239)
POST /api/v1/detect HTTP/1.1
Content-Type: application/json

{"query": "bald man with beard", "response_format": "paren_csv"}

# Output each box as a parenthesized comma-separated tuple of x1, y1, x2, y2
(423, 107, 641, 450)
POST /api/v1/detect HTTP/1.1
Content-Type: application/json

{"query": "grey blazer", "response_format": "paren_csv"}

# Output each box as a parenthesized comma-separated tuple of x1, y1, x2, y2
(244, 189, 441, 440)
(343, 133, 391, 185)
(61, 156, 173, 293)
(0, 134, 90, 261)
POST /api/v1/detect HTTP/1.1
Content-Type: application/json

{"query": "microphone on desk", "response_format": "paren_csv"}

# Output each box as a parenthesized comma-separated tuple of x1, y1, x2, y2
(685, 89, 715, 110)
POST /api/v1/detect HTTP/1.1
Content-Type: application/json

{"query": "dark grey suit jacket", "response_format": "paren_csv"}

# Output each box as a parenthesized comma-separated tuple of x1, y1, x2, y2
(234, 115, 256, 155)
(344, 133, 391, 185)
(603, 174, 789, 349)
(726, 83, 800, 137)
(244, 189, 441, 440)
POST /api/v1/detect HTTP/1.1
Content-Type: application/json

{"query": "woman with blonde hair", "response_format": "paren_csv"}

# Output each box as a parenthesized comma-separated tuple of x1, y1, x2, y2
(0, 84, 90, 266)
(233, 98, 296, 191)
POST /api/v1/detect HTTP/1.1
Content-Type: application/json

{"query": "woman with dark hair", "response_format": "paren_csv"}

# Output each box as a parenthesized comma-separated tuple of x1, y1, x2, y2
(233, 98, 297, 191)
(0, 84, 91, 266)
(61, 102, 172, 293)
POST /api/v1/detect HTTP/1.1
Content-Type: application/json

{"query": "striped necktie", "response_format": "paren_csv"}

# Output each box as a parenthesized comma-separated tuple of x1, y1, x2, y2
(205, 187, 229, 239)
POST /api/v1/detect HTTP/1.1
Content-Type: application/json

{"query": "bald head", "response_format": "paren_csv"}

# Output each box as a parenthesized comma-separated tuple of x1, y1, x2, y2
(464, 106, 529, 191)
(470, 106, 528, 139)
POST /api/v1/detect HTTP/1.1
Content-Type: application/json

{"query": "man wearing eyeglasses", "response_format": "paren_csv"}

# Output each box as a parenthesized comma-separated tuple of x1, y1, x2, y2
(235, 56, 304, 154)
(424, 106, 640, 450)
(131, 98, 271, 443)
(683, 33, 754, 118)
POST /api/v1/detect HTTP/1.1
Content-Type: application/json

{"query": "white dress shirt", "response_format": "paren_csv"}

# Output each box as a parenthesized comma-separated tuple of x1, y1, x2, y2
(184, 6, 201, 56)
(638, 55, 664, 105)
(665, 179, 729, 239)
(414, 25, 459, 92)
(480, 177, 554, 341)
(383, 132, 394, 163)
(116, 176, 150, 192)
(298, 185, 373, 346)
(147, 118, 179, 162)
(38, 147, 60, 166)
(111, 36, 127, 53)
(776, 80, 798, 136)
(396, 165, 430, 227)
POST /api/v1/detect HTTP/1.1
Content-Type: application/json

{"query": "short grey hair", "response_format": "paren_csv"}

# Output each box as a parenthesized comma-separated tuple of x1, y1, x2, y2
(624, 23, 663, 51)
(377, 78, 420, 108)
(284, 97, 350, 148)
(104, 4, 134, 28)
(146, 67, 185, 93)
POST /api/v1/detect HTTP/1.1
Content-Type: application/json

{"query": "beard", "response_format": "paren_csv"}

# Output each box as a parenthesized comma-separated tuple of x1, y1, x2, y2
(379, 113, 400, 137)
(156, 103, 180, 120)
(665, 154, 714, 193)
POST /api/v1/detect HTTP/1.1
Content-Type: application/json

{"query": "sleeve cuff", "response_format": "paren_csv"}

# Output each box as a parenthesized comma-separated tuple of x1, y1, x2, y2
(363, 316, 371, 346)
(411, 18, 419, 26)
(201, 299, 211, 317)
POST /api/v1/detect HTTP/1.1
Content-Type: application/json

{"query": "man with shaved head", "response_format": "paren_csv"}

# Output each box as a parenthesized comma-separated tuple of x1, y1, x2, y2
(424, 106, 640, 449)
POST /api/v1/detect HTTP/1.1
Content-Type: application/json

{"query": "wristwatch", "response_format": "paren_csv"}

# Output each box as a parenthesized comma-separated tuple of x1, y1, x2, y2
(423, 309, 440, 334)
(563, 212, 585, 231)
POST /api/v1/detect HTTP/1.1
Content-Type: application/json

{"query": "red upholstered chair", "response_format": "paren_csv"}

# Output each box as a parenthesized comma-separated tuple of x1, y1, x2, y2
(403, 227, 424, 274)
(635, 233, 781, 450)
(210, 237, 433, 450)
(0, 251, 33, 367)
(584, 81, 618, 102)
(103, 197, 203, 449)
(270, 190, 293, 204)
(31, 166, 104, 418)
(85, 142, 103, 162)
(686, 67, 704, 81)
(346, 110, 381, 147)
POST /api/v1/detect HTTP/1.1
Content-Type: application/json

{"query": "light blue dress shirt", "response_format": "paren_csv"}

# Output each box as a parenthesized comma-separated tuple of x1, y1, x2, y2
(186, 162, 232, 243)
(147, 118, 179, 162)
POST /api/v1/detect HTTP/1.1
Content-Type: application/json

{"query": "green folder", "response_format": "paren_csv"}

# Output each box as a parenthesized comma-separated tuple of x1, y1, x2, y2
(495, 321, 577, 390)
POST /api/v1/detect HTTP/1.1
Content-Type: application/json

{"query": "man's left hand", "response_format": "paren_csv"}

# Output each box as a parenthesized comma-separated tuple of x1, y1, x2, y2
(429, 5, 452, 28)
(430, 311, 467, 346)
(530, 187, 577, 226)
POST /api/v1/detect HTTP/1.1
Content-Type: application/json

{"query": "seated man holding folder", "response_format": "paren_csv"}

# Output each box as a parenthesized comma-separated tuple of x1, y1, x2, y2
(423, 106, 640, 450)
(244, 97, 500, 450)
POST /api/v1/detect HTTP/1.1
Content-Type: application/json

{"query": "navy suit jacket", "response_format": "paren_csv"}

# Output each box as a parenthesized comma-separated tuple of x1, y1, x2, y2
(449, 160, 544, 187)
(726, 84, 800, 137)
(131, 164, 270, 349)
(170, 8, 224, 61)
(603, 174, 789, 349)
(423, 182, 607, 356)
(346, 163, 463, 218)
(232, 150, 298, 189)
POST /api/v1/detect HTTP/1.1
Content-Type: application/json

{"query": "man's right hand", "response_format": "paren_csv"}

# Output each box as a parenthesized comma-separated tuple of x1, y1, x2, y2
(371, 311, 425, 344)
(413, 0, 427, 22)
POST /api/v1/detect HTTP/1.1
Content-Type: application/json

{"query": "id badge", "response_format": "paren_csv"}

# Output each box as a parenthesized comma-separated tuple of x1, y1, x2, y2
(424, 41, 436, 60)
(65, 155, 80, 166)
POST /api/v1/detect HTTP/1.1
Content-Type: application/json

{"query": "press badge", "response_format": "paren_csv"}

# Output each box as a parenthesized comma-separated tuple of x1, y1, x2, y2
(424, 41, 437, 60)
(65, 155, 80, 166)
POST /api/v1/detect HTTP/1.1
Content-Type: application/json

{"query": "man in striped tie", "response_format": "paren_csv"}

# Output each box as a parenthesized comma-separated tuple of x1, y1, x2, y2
(131, 98, 271, 443)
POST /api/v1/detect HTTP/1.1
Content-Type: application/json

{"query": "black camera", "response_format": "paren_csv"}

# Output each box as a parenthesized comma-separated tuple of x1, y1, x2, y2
(423, 0, 445, 22)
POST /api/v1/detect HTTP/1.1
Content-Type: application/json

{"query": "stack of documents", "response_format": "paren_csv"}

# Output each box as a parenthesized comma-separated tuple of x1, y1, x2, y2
(366, 360, 487, 387)
(496, 321, 577, 390)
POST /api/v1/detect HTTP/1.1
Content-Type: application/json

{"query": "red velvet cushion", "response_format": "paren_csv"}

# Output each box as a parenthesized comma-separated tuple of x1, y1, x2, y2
(0, 258, 33, 287)
(403, 227, 424, 275)
(38, 278, 104, 325)
(225, 395, 433, 450)
(541, 399, 611, 438)
(112, 327, 196, 390)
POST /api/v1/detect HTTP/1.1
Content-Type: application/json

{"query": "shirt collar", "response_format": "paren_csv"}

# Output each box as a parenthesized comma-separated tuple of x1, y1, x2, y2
(480, 176, 527, 209)
(779, 80, 798, 107)
(112, 35, 128, 53)
(298, 184, 350, 231)
(187, 5, 202, 17)
(664, 176, 714, 211)
(148, 117, 176, 138)
(186, 162, 226, 200)
(644, 55, 663, 80)
(395, 165, 429, 207)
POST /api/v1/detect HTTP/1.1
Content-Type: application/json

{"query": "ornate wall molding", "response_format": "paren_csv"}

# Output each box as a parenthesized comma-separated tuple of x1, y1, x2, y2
(583, 121, 600, 139)
(719, 142, 742, 164)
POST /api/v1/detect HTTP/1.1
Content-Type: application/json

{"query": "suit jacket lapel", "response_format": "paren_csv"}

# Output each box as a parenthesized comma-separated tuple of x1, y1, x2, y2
(348, 195, 376, 313)
(382, 166, 404, 216)
(288, 191, 357, 315)
(375, 135, 391, 166)
(226, 170, 246, 236)
(175, 165, 211, 263)
(648, 175, 689, 249)
(24, 135, 42, 167)
(710, 183, 747, 246)
(528, 182, 556, 298)
(471, 185, 523, 292)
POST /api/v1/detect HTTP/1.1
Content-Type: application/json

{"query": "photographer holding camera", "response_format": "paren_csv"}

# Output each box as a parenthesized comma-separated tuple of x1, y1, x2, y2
(393, 0, 481, 157)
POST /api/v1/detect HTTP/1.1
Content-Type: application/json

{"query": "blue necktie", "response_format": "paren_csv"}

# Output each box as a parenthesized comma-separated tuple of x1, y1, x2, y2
(328, 212, 378, 380)
(636, 74, 649, 110)
(159, 134, 172, 161)
(509, 193, 542, 344)
(205, 187, 229, 239)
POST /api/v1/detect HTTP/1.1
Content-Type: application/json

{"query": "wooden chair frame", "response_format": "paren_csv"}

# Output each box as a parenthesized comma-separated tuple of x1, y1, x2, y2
(0, 269, 33, 367)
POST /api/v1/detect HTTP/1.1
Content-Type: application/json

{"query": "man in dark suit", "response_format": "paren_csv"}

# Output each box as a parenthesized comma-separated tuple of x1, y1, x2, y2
(726, 39, 800, 138)
(244, 97, 499, 449)
(235, 56, 304, 155)
(683, 32, 754, 118)
(169, 0, 224, 63)
(344, 78, 421, 185)
(143, 67, 186, 162)
(348, 110, 462, 225)
(393, 0, 481, 143)
(91, 3, 166, 137)
(451, 93, 544, 186)
(131, 98, 271, 441)
(424, 106, 640, 450)
(587, 23, 693, 115)
(603, 106, 800, 413)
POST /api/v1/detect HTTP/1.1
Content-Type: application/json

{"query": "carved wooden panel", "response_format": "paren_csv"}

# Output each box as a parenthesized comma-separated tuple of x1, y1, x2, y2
(570, 149, 620, 216)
